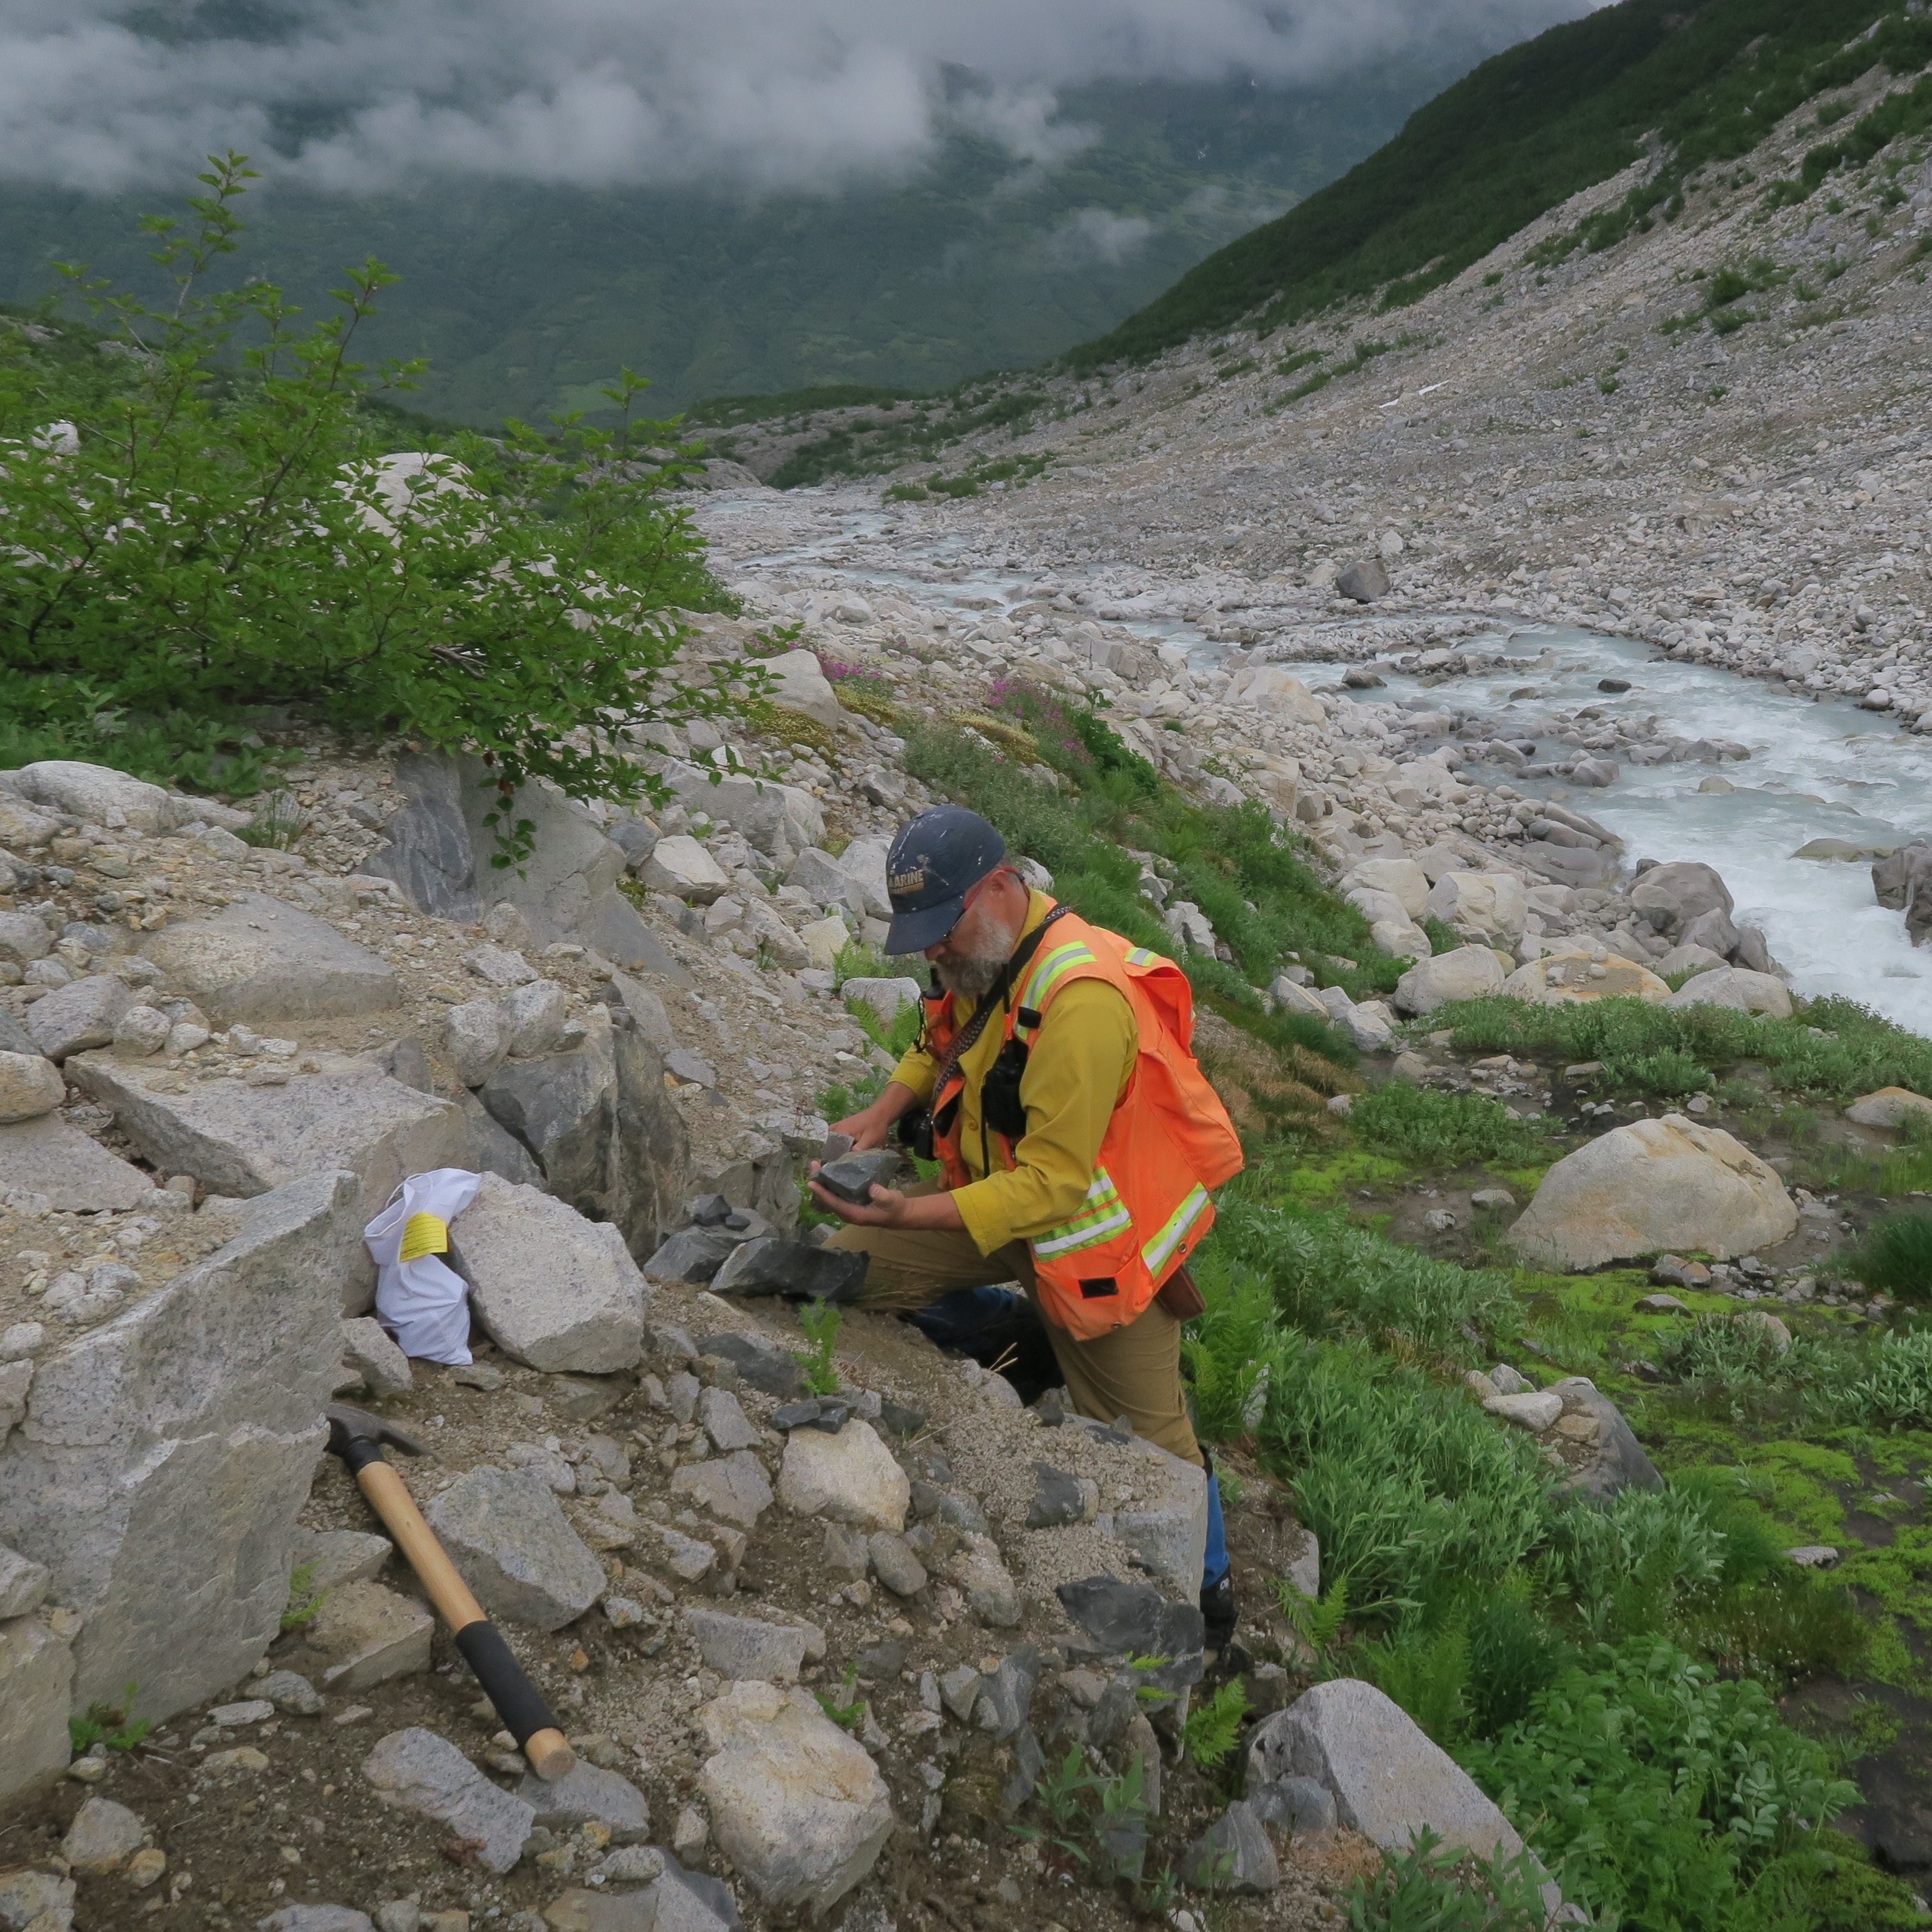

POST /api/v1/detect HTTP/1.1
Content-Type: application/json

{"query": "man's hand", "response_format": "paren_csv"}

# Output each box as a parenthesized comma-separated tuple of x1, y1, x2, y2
(830, 1080, 920, 1153)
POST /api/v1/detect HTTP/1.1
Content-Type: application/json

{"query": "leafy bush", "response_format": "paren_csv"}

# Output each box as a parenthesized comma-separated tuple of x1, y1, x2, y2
(1439, 993, 1932, 1103)
(1260, 1341, 1554, 1620)
(1839, 1324, 1932, 1428)
(1181, 1677, 1250, 1768)
(1844, 1213, 1932, 1303)
(0, 160, 732, 827)
(1345, 1829, 1552, 1932)
(1349, 1085, 1551, 1169)
(1203, 1194, 1520, 1361)
(1460, 1639, 1859, 1929)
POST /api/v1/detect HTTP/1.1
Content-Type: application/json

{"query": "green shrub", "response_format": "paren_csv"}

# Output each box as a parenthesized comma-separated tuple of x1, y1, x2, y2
(1844, 1213, 1932, 1302)
(1345, 1829, 1553, 1932)
(0, 161, 731, 831)
(1349, 1085, 1551, 1169)
(1839, 1324, 1932, 1428)
(1460, 1639, 1859, 1929)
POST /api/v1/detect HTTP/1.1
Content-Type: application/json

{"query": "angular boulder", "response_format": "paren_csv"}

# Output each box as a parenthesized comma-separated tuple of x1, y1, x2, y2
(760, 648, 842, 728)
(363, 1726, 534, 1874)
(1335, 557, 1392, 603)
(685, 1607, 823, 1683)
(1392, 945, 1504, 1016)
(1500, 950, 1669, 1005)
(451, 1174, 649, 1373)
(1224, 666, 1326, 723)
(1344, 858, 1429, 921)
(24, 974, 133, 1061)
(1506, 1114, 1797, 1271)
(0, 1050, 63, 1123)
(476, 1007, 689, 1258)
(778, 1421, 908, 1532)
(654, 761, 825, 862)
(0, 1169, 362, 1718)
(1543, 1377, 1663, 1500)
(0, 1114, 157, 1212)
(1630, 861, 1733, 938)
(423, 1464, 605, 1630)
(1425, 873, 1527, 945)
(640, 836, 731, 905)
(13, 759, 175, 833)
(697, 1681, 893, 1912)
(1248, 1678, 1523, 1859)
(139, 893, 399, 1025)
(0, 1614, 73, 1806)
(1846, 1087, 1932, 1129)
(1662, 967, 1792, 1018)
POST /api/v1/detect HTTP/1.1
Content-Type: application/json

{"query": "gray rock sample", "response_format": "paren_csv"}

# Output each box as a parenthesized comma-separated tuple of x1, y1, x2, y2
(1056, 1576, 1204, 1687)
(423, 1464, 606, 1629)
(0, 1169, 361, 1720)
(362, 1725, 535, 1874)
(711, 1238, 868, 1304)
(684, 1607, 822, 1683)
(1336, 557, 1392, 603)
(973, 1647, 1039, 1740)
(450, 1173, 649, 1373)
(814, 1150, 902, 1206)
(340, 1317, 412, 1396)
(139, 893, 399, 1025)
(1247, 1774, 1336, 1838)
(1545, 1376, 1663, 1500)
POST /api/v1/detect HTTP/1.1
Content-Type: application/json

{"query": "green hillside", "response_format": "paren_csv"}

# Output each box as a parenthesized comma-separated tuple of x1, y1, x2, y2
(1069, 0, 1932, 366)
(0, 70, 1464, 424)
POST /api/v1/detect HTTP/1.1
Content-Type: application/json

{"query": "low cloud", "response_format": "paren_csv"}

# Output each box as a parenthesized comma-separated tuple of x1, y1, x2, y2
(1044, 207, 1159, 266)
(0, 0, 1606, 196)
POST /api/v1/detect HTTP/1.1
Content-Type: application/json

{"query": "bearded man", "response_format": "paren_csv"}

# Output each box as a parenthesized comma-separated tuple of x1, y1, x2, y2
(808, 804, 1246, 1651)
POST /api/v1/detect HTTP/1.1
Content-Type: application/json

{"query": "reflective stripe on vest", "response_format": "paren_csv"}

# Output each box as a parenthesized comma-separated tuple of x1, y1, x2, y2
(1140, 1182, 1210, 1275)
(1019, 938, 1097, 1010)
(1031, 1166, 1132, 1259)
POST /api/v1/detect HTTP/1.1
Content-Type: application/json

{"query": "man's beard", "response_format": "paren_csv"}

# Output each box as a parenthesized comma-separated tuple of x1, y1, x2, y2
(934, 910, 1023, 999)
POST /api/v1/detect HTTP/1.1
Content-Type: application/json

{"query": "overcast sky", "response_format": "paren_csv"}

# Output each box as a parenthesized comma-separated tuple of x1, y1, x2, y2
(0, 0, 1603, 196)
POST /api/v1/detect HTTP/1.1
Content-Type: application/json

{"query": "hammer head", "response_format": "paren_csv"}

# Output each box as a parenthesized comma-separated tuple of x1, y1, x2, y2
(325, 1402, 427, 1463)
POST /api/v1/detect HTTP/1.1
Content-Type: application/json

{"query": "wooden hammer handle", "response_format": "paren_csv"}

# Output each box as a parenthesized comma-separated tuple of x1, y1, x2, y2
(353, 1460, 575, 1782)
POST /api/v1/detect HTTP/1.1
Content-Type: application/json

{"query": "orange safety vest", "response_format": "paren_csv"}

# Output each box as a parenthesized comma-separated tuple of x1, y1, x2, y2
(921, 906, 1244, 1341)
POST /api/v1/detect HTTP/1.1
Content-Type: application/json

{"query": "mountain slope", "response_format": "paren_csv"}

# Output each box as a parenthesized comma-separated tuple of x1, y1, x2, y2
(0, 69, 1463, 424)
(1068, 0, 1927, 367)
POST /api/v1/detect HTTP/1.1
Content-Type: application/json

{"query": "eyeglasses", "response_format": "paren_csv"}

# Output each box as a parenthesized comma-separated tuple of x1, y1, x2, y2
(932, 867, 1008, 950)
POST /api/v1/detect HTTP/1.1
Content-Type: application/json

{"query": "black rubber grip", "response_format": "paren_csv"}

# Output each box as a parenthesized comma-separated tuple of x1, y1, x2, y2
(340, 1436, 387, 1477)
(454, 1620, 560, 1747)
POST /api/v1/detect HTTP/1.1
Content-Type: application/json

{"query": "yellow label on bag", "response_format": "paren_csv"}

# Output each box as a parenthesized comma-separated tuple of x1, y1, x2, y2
(398, 1212, 450, 1263)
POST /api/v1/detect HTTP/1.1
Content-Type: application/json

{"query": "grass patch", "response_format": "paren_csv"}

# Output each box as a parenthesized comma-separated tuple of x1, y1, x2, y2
(1350, 1084, 1553, 1169)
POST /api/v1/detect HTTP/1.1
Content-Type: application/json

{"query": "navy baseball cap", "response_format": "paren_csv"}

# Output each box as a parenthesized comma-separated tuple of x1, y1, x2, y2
(885, 806, 1007, 953)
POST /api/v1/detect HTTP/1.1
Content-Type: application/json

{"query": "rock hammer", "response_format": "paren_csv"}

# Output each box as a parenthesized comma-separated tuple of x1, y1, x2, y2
(323, 1402, 575, 1780)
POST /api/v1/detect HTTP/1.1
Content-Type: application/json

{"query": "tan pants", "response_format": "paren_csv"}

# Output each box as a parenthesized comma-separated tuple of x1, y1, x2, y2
(823, 1206, 1203, 1469)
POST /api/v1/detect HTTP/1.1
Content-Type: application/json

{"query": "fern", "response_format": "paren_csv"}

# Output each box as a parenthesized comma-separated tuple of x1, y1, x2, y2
(1181, 1678, 1251, 1770)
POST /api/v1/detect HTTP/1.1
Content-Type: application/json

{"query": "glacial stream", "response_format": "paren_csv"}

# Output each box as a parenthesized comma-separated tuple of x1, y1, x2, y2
(713, 500, 1932, 1032)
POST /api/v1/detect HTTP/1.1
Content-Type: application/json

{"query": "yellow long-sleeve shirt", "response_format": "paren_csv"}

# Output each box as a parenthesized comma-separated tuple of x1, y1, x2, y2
(888, 891, 1137, 1256)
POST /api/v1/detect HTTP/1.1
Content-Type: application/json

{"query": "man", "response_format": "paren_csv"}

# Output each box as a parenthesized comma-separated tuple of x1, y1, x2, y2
(807, 804, 1246, 1649)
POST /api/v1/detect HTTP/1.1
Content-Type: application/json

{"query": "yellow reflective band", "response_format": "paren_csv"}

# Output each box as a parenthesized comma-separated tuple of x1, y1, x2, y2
(1123, 945, 1166, 967)
(1141, 1184, 1210, 1274)
(1021, 939, 1095, 1009)
(1031, 1169, 1132, 1258)
(399, 1212, 450, 1263)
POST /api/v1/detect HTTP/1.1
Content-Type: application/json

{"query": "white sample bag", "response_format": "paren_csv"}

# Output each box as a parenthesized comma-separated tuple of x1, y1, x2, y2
(363, 1167, 483, 1366)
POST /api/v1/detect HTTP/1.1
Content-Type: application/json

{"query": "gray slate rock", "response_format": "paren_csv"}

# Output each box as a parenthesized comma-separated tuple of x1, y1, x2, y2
(0, 1540, 51, 1619)
(711, 1238, 868, 1304)
(340, 1316, 412, 1395)
(1336, 557, 1391, 603)
(685, 1607, 821, 1683)
(814, 1150, 903, 1205)
(258, 1909, 375, 1932)
(1027, 1461, 1098, 1529)
(867, 1531, 929, 1597)
(517, 1758, 649, 1837)
(140, 893, 399, 1026)
(973, 1647, 1039, 1740)
(643, 1225, 747, 1283)
(1546, 1376, 1664, 1500)
(1247, 1774, 1336, 1838)
(451, 1173, 649, 1373)
(1056, 1574, 1205, 1681)
(772, 1397, 849, 1433)
(1180, 1801, 1281, 1893)
(696, 1332, 802, 1398)
(258, 1669, 325, 1715)
(362, 1725, 534, 1874)
(423, 1465, 605, 1630)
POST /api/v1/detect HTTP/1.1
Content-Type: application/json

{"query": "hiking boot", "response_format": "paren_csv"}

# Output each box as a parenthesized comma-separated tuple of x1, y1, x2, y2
(1200, 1570, 1237, 1659)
